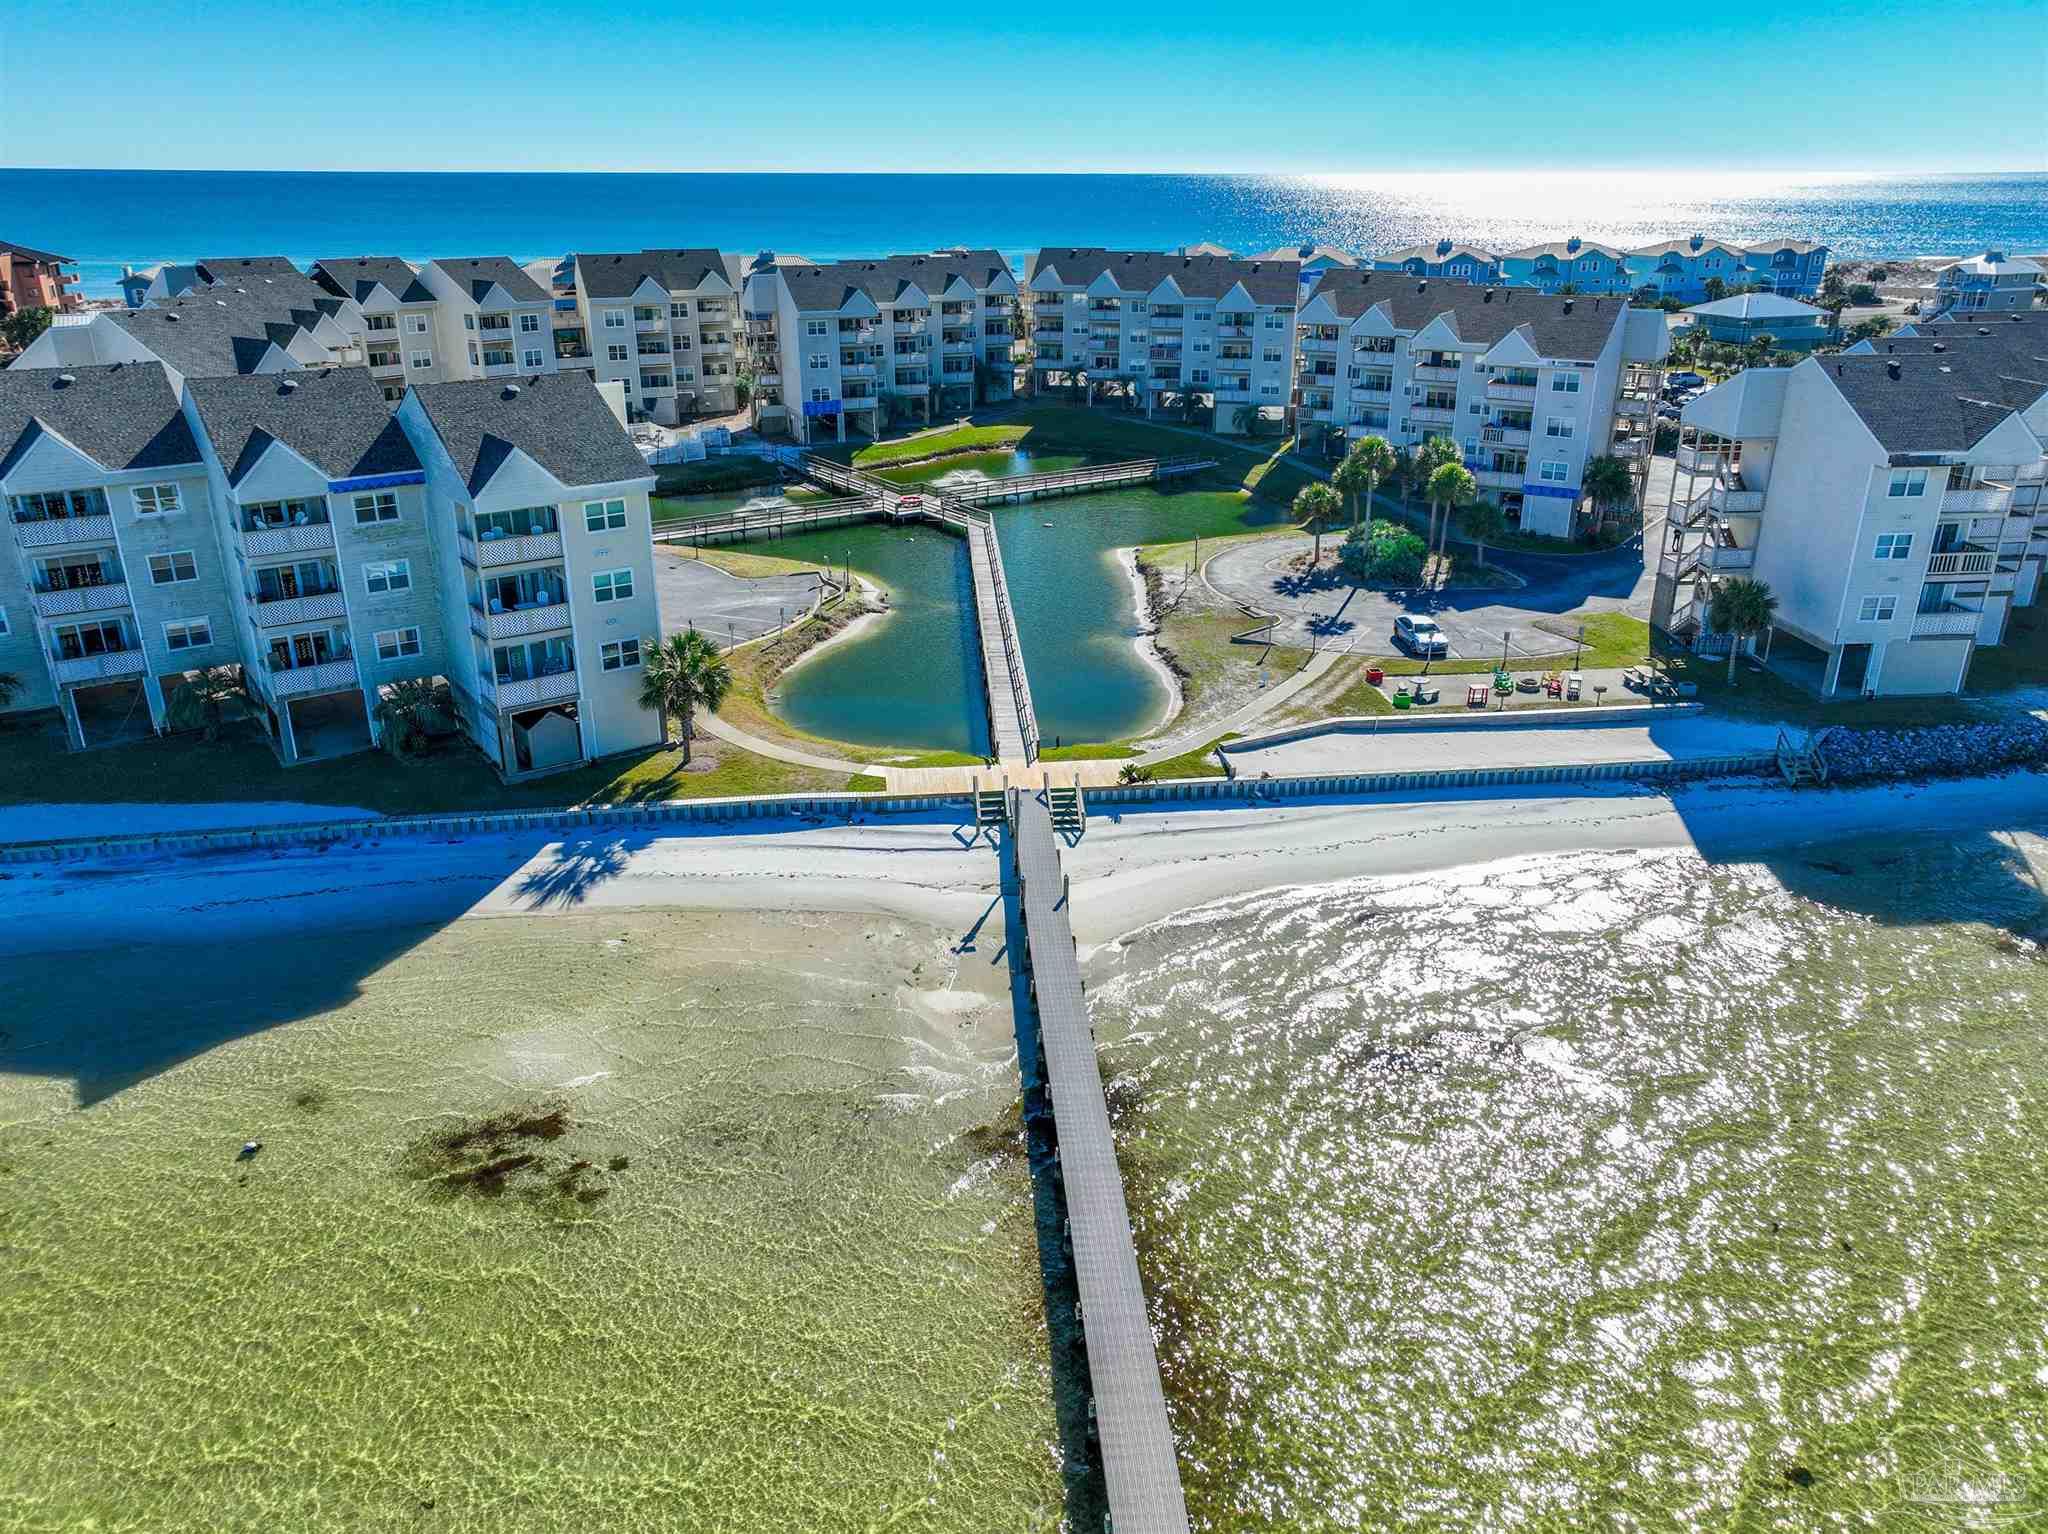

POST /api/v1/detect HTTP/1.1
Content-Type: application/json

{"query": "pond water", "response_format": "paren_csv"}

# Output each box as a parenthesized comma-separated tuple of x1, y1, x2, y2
(766, 454, 1287, 752)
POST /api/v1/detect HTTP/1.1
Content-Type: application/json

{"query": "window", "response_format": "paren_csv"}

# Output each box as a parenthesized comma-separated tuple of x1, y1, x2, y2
(810, 387, 832, 403)
(519, 313, 540, 333)
(132, 483, 181, 516)
(593, 568, 633, 603)
(603, 309, 627, 329)
(1551, 371, 1581, 393)
(584, 498, 627, 532)
(148, 550, 197, 584)
(523, 348, 544, 369)
(354, 491, 399, 524)
(375, 626, 422, 661)
(163, 617, 212, 651)
(601, 638, 642, 671)
(1888, 468, 1928, 498)
(1539, 460, 1570, 484)
(608, 344, 629, 363)
(1874, 531, 1914, 560)
(1858, 595, 1898, 622)
(1546, 418, 1575, 439)
(406, 316, 430, 334)
(363, 559, 411, 594)
(670, 302, 689, 318)
(1263, 348, 1282, 363)
(409, 353, 434, 370)
(806, 320, 829, 338)
(464, 315, 477, 331)
(807, 353, 829, 371)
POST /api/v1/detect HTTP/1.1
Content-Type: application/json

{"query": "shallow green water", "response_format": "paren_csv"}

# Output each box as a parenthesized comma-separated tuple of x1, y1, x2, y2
(1089, 833, 2048, 1530)
(768, 453, 1286, 750)
(0, 911, 1062, 1532)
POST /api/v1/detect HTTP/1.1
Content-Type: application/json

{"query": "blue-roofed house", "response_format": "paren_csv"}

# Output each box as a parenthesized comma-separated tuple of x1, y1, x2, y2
(1501, 238, 1631, 295)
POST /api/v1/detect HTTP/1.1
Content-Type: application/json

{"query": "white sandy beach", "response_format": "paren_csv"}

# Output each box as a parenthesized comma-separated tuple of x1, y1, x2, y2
(4, 773, 2045, 960)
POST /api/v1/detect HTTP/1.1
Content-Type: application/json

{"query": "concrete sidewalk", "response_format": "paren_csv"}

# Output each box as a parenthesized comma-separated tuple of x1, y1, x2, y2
(1223, 712, 1786, 779)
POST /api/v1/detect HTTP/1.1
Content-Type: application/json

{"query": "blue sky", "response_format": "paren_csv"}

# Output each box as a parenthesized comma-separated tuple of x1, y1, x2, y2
(3, 0, 2043, 172)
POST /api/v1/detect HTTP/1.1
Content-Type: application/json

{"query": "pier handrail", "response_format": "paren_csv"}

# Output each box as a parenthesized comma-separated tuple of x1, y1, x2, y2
(940, 489, 1039, 763)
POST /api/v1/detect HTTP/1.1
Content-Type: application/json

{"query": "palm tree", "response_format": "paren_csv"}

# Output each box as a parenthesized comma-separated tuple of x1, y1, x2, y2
(1413, 436, 1462, 552)
(1231, 403, 1257, 437)
(1581, 454, 1636, 533)
(1702, 276, 1728, 303)
(1293, 481, 1341, 567)
(639, 628, 732, 764)
(1339, 435, 1396, 532)
(0, 672, 21, 711)
(1425, 461, 1477, 575)
(166, 666, 242, 742)
(1463, 498, 1506, 568)
(1707, 577, 1778, 683)
(374, 677, 453, 758)
(1743, 333, 1776, 369)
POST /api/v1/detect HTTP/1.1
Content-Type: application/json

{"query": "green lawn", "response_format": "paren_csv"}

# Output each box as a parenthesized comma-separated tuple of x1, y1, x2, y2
(664, 545, 836, 582)
(1366, 611, 1656, 677)
(845, 424, 1030, 468)
(880, 749, 988, 768)
(1038, 742, 1138, 761)
(0, 720, 855, 822)
(1964, 602, 2048, 694)
(1141, 732, 1239, 780)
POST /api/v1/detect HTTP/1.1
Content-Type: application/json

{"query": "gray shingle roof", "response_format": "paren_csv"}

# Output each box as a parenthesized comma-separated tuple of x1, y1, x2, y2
(1303, 270, 1627, 357)
(433, 257, 550, 304)
(311, 257, 435, 305)
(410, 373, 650, 494)
(108, 295, 307, 377)
(1820, 350, 2036, 456)
(195, 256, 303, 283)
(1025, 248, 1298, 305)
(186, 368, 418, 485)
(0, 362, 199, 478)
(574, 248, 730, 300)
(780, 250, 1016, 312)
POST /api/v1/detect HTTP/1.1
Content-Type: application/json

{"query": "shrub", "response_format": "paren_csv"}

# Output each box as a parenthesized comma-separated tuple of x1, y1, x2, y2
(1340, 519, 1426, 584)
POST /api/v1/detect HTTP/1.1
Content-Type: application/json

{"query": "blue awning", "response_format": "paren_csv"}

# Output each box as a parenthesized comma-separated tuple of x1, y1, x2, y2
(328, 471, 426, 493)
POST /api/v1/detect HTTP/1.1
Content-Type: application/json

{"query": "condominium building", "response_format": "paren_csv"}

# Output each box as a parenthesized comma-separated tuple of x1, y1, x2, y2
(0, 358, 665, 775)
(12, 276, 360, 381)
(1625, 236, 1829, 301)
(1, 240, 81, 316)
(1500, 239, 1631, 296)
(746, 251, 1019, 445)
(1024, 249, 1299, 431)
(1292, 273, 1668, 536)
(1929, 251, 2043, 317)
(568, 249, 742, 423)
(1661, 336, 2047, 697)
(1370, 242, 1504, 284)
(416, 259, 559, 382)
(397, 374, 663, 775)
(310, 258, 446, 399)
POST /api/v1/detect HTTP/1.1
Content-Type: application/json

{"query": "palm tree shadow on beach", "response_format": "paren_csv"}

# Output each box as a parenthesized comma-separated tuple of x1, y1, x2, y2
(514, 835, 631, 908)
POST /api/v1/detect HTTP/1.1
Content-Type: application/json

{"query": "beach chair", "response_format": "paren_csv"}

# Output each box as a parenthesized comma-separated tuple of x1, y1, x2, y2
(1416, 682, 1440, 705)
(1544, 676, 1563, 699)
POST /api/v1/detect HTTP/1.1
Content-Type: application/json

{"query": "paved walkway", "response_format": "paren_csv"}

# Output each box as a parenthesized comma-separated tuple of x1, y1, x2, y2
(1223, 711, 1785, 778)
(1133, 649, 1341, 765)
(696, 711, 873, 776)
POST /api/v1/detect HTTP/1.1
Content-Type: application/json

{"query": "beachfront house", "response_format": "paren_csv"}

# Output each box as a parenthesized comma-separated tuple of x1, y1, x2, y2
(1368, 241, 1504, 284)
(1661, 333, 2048, 697)
(1684, 293, 1833, 350)
(1290, 273, 1668, 536)
(567, 249, 742, 425)
(1623, 236, 1830, 302)
(1500, 239, 1632, 296)
(745, 251, 1018, 445)
(416, 258, 559, 383)
(118, 263, 203, 309)
(1024, 248, 1299, 432)
(1929, 252, 2044, 317)
(311, 258, 446, 399)
(0, 240, 81, 317)
(397, 373, 664, 778)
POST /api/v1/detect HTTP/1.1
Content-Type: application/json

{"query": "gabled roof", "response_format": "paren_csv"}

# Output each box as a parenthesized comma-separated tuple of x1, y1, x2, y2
(0, 239, 73, 265)
(1025, 249, 1298, 305)
(108, 293, 310, 377)
(186, 368, 418, 486)
(410, 373, 650, 495)
(432, 257, 551, 304)
(573, 248, 731, 300)
(1687, 293, 1826, 322)
(1842, 330, 2048, 412)
(0, 362, 199, 479)
(1938, 251, 2044, 278)
(311, 256, 435, 305)
(1301, 270, 1626, 357)
(1631, 237, 1748, 260)
(1742, 238, 1826, 256)
(777, 250, 1016, 313)
(1819, 349, 2040, 455)
(1249, 244, 1356, 266)
(195, 256, 303, 283)
(1376, 242, 1500, 266)
(1505, 239, 1626, 262)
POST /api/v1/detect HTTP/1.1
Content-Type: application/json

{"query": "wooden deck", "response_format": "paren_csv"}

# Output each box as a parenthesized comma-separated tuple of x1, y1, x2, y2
(949, 455, 1215, 504)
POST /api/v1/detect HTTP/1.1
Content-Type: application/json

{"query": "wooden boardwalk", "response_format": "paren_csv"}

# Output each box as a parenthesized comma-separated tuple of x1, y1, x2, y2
(949, 455, 1214, 504)
(1014, 791, 1190, 1532)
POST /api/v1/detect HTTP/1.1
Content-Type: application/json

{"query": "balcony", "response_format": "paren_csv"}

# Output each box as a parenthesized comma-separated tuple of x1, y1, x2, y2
(1299, 335, 1338, 353)
(1616, 396, 1652, 417)
(840, 362, 877, 378)
(1924, 548, 1996, 577)
(1217, 323, 1253, 339)
(249, 588, 347, 627)
(1487, 378, 1539, 402)
(1912, 608, 1981, 638)
(1472, 467, 1523, 489)
(1481, 425, 1531, 448)
(1149, 347, 1183, 363)
(489, 668, 579, 709)
(1701, 486, 1765, 515)
(52, 647, 147, 685)
(700, 338, 734, 353)
(1412, 363, 1459, 383)
(1410, 404, 1458, 424)
(1354, 380, 1393, 398)
(270, 657, 359, 697)
(14, 513, 116, 549)
(1943, 483, 2013, 515)
(32, 579, 130, 619)
(461, 529, 563, 568)
(1697, 543, 1756, 573)
(1150, 315, 1184, 331)
(1676, 442, 1738, 472)
(633, 317, 663, 333)
(471, 598, 572, 641)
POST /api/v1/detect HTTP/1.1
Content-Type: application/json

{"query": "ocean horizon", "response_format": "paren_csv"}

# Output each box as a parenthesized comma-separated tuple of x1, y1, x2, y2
(8, 167, 2045, 298)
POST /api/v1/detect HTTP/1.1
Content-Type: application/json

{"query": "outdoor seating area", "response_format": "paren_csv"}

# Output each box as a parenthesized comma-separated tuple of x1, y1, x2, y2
(1623, 665, 1699, 701)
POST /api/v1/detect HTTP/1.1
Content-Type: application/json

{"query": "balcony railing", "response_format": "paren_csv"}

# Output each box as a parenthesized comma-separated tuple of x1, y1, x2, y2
(488, 667, 580, 709)
(51, 647, 146, 685)
(1410, 404, 1458, 423)
(1486, 378, 1539, 401)
(471, 598, 572, 641)
(1481, 425, 1531, 447)
(1298, 335, 1338, 352)
(1697, 543, 1756, 572)
(1943, 484, 2013, 515)
(461, 529, 564, 567)
(1412, 363, 1460, 383)
(270, 656, 359, 697)
(1912, 608, 1981, 638)
(14, 513, 116, 549)
(32, 579, 130, 619)
(1924, 549, 1996, 577)
(244, 520, 336, 557)
(249, 588, 347, 627)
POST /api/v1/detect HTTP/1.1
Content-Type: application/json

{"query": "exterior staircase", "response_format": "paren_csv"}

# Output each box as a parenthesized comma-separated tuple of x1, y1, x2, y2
(1775, 729, 1828, 787)
(973, 778, 1009, 834)
(1047, 779, 1086, 836)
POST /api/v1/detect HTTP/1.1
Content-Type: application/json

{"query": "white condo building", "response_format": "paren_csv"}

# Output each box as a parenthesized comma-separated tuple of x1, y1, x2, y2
(1024, 249, 1300, 432)
(744, 251, 1018, 445)
(567, 249, 742, 424)
(0, 360, 664, 776)
(1663, 320, 2048, 697)
(1292, 273, 1668, 537)
(416, 259, 561, 383)
(310, 258, 447, 399)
